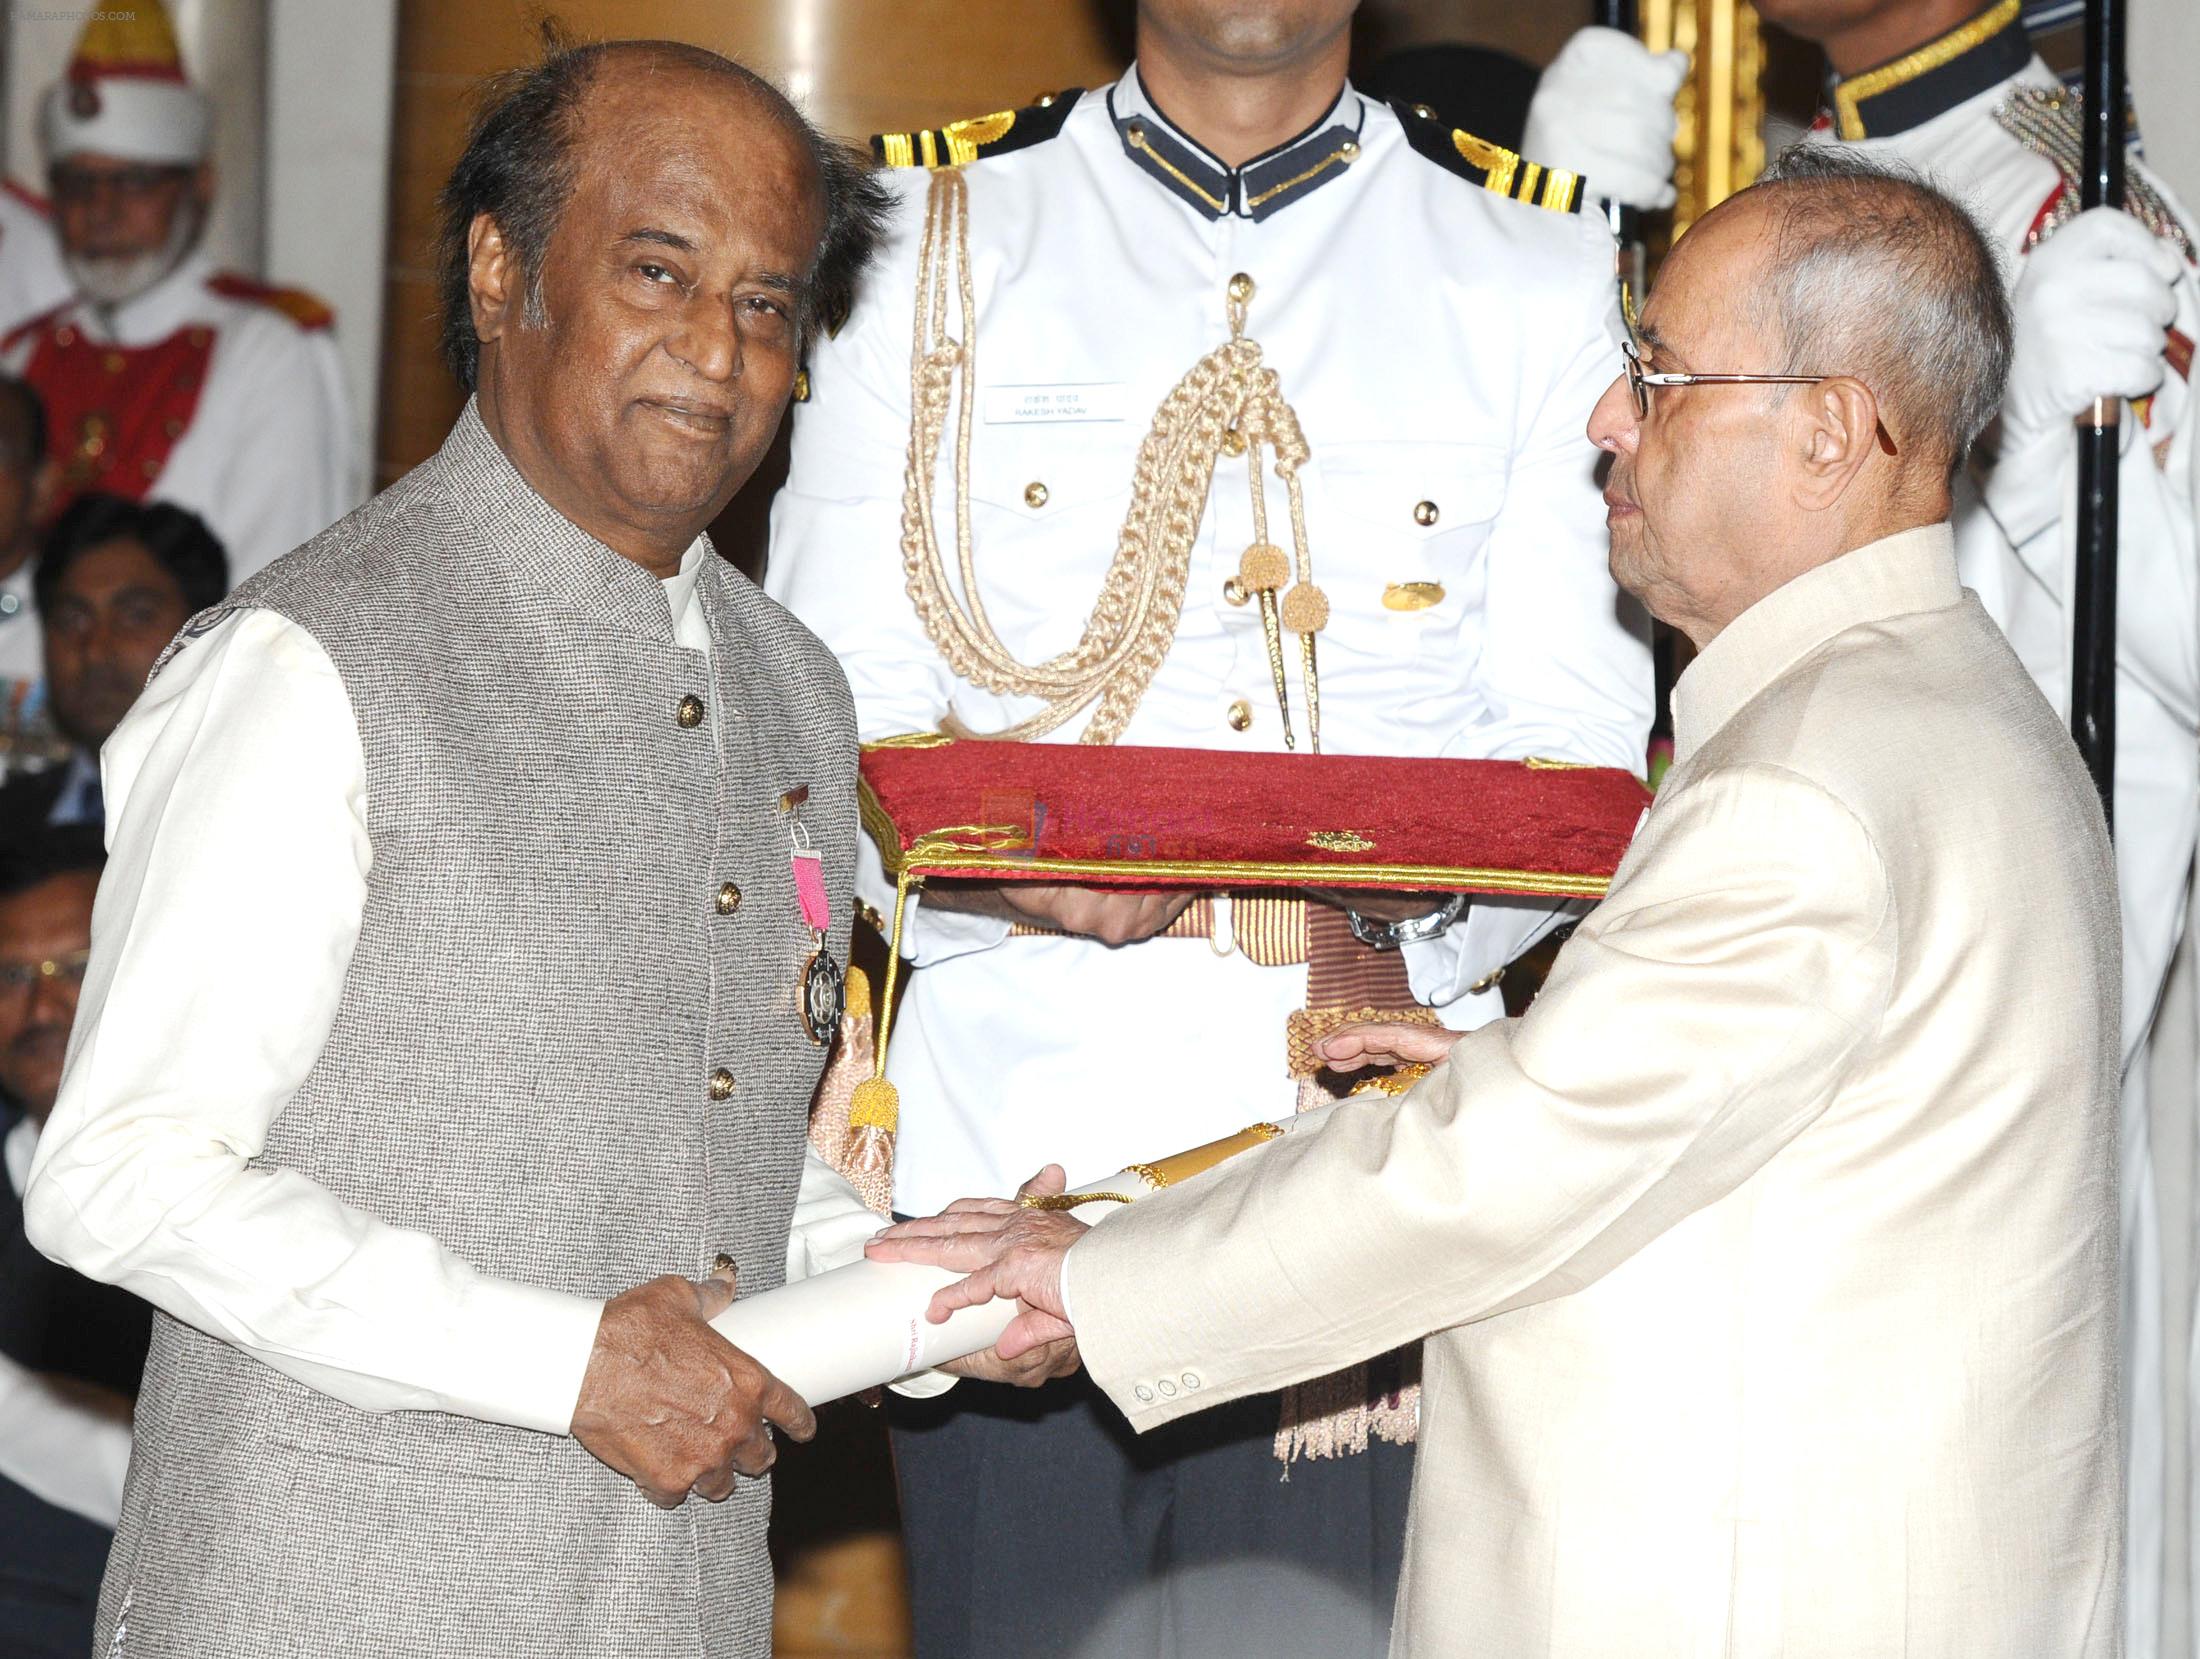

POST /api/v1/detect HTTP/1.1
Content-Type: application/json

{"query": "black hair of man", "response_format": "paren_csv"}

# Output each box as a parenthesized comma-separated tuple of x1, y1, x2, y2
(33, 493, 231, 620)
(0, 377, 46, 476)
(0, 822, 104, 901)
(434, 32, 890, 391)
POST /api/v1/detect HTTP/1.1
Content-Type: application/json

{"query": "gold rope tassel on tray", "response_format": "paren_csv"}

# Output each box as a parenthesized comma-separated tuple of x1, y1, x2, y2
(903, 170, 1326, 747)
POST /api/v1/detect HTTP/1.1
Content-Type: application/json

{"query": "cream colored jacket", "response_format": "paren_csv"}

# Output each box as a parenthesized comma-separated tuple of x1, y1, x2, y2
(1069, 524, 2123, 1656)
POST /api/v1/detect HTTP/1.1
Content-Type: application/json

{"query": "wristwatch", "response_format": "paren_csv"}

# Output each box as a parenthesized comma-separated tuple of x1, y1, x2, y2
(1344, 892, 1468, 950)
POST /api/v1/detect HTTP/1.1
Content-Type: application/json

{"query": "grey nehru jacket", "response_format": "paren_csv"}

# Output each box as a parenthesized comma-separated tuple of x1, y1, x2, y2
(94, 402, 858, 1659)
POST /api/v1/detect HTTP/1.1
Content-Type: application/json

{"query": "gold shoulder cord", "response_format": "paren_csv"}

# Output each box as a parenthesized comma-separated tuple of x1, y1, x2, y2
(901, 169, 1327, 749)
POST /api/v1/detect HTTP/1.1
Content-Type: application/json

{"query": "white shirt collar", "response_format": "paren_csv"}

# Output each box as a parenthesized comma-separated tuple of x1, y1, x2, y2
(662, 538, 710, 653)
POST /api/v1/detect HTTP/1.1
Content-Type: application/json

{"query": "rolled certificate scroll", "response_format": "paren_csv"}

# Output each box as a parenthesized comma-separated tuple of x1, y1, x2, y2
(711, 1115, 1328, 1406)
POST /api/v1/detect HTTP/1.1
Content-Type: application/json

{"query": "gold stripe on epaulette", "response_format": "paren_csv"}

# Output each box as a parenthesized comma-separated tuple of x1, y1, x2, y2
(1539, 168, 1581, 213)
(1451, 128, 1520, 200)
(1517, 160, 1543, 205)
(879, 110, 1019, 171)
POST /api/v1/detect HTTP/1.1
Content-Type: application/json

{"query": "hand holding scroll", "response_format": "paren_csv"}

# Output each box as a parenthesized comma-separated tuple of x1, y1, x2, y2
(867, 1164, 1085, 1360)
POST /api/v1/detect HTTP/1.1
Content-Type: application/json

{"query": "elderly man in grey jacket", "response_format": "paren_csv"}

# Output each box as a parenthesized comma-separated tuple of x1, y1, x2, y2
(24, 40, 888, 1659)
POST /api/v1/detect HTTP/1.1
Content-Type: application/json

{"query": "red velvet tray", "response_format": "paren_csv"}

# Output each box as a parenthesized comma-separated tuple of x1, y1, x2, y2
(858, 737, 1650, 899)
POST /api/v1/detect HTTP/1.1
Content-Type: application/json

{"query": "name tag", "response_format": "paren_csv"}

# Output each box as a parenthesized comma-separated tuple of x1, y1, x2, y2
(982, 382, 1129, 425)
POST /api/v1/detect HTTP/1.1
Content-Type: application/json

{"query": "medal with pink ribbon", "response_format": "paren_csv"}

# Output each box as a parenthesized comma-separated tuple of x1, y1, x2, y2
(781, 785, 843, 1045)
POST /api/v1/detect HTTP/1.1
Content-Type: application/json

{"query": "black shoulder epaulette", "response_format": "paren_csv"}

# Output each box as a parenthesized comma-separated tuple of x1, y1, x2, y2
(873, 91, 1084, 171)
(1388, 99, 1585, 215)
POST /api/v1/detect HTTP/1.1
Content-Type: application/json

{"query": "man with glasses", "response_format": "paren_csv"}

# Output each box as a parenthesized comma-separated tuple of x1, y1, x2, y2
(0, 828, 144, 1659)
(875, 149, 2122, 1655)
(0, 1, 355, 581)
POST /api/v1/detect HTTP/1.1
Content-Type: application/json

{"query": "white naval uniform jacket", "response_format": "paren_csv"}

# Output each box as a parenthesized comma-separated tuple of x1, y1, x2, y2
(1067, 525, 2123, 1657)
(1, 249, 358, 583)
(767, 71, 1653, 1212)
(1834, 56, 2200, 1068)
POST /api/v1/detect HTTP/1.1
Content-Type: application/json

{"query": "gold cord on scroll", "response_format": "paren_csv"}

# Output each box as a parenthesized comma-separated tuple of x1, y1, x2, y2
(901, 168, 1327, 748)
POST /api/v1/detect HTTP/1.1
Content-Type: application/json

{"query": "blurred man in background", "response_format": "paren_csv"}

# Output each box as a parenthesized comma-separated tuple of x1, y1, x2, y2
(0, 0, 356, 581)
(0, 494, 226, 842)
(0, 829, 144, 1659)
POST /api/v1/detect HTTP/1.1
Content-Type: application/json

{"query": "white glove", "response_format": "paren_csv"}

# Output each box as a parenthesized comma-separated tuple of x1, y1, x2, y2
(1521, 26, 1688, 212)
(2002, 206, 2184, 454)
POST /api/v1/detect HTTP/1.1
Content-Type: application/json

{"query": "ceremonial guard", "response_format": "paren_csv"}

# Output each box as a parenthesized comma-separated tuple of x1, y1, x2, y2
(1, 3, 356, 584)
(766, 2, 1652, 1652)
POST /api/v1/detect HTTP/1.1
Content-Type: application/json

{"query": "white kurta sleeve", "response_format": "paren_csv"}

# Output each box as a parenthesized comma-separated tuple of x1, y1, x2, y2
(1405, 225, 1654, 1006)
(1069, 762, 1896, 1424)
(22, 608, 605, 1435)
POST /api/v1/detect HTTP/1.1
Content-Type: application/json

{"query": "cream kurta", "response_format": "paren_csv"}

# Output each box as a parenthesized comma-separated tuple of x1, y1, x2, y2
(1068, 524, 2122, 1655)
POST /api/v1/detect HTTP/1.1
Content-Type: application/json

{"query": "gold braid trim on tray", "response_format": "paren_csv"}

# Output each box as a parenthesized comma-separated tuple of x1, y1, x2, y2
(1285, 1004, 1445, 1080)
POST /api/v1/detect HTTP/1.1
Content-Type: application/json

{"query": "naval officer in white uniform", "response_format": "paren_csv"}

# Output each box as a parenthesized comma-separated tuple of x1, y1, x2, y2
(766, 1, 1661, 1652)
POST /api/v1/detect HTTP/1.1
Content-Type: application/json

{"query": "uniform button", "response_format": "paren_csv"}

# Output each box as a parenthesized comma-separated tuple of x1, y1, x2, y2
(1034, 91, 1058, 108)
(708, 1068, 736, 1102)
(1157, 1378, 1178, 1398)
(1222, 578, 1249, 607)
(1221, 427, 1247, 457)
(1225, 699, 1253, 732)
(1413, 500, 1440, 527)
(1182, 1371, 1203, 1391)
(1339, 140, 1360, 161)
(676, 694, 706, 728)
(1024, 481, 1049, 508)
(715, 881, 742, 915)
(1227, 271, 1256, 304)
(1412, 103, 1438, 121)
(1134, 1383, 1155, 1403)
(710, 1251, 735, 1273)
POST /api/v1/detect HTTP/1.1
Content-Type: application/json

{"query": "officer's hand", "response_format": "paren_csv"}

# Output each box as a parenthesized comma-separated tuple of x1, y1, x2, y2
(1521, 26, 1689, 212)
(2003, 206, 2184, 450)
(572, 1267, 816, 1509)
(998, 884, 1196, 946)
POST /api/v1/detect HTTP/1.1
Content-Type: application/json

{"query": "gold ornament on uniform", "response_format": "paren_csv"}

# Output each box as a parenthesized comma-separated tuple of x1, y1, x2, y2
(902, 174, 1328, 749)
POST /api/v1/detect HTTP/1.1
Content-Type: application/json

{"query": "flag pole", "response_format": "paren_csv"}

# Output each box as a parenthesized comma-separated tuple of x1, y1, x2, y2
(1597, 0, 1648, 312)
(2070, 0, 2124, 826)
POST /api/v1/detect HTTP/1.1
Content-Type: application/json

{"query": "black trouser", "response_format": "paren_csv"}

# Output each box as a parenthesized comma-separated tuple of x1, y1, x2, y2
(888, 1366, 1413, 1659)
(0, 1480, 111, 1659)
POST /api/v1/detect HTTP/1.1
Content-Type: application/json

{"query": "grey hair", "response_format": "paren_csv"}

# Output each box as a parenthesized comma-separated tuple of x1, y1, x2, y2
(1744, 144, 2013, 471)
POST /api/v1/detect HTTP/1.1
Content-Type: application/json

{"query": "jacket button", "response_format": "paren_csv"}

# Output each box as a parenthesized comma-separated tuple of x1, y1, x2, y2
(710, 1251, 735, 1273)
(1182, 1371, 1203, 1390)
(708, 1068, 736, 1102)
(715, 881, 742, 915)
(1024, 481, 1049, 509)
(1157, 1378, 1178, 1398)
(1222, 578, 1249, 606)
(1134, 1383, 1155, 1403)
(1225, 699, 1253, 732)
(677, 694, 706, 728)
(1413, 499, 1440, 527)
